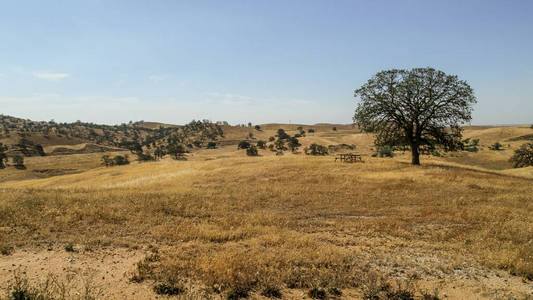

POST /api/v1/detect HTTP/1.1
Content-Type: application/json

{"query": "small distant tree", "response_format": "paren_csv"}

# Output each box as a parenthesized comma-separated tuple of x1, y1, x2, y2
(274, 139, 287, 151)
(489, 142, 503, 151)
(354, 68, 476, 165)
(136, 151, 156, 161)
(113, 155, 130, 165)
(268, 136, 275, 142)
(509, 143, 533, 168)
(307, 128, 315, 133)
(207, 141, 217, 149)
(255, 125, 261, 131)
(0, 143, 7, 169)
(276, 129, 290, 140)
(256, 140, 266, 149)
(288, 137, 301, 152)
(332, 126, 337, 131)
(101, 154, 113, 167)
(238, 140, 251, 149)
(305, 143, 328, 156)
(154, 146, 166, 159)
(167, 143, 187, 160)
(248, 132, 254, 139)
(13, 155, 26, 169)
(246, 145, 259, 156)
(248, 122, 252, 127)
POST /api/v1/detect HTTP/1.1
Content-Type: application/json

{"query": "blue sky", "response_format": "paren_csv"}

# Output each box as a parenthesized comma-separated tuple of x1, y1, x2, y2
(1, 0, 532, 125)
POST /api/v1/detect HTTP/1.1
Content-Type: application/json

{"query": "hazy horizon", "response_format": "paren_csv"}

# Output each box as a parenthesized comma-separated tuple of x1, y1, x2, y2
(1, 1, 532, 125)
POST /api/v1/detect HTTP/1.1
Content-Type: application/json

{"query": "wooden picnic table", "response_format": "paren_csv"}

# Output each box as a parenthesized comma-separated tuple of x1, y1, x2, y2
(335, 153, 363, 163)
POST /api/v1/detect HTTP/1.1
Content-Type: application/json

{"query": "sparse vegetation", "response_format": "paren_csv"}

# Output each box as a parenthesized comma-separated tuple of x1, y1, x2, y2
(238, 140, 251, 149)
(489, 141, 503, 151)
(207, 141, 217, 149)
(153, 282, 183, 295)
(101, 154, 130, 166)
(12, 155, 26, 170)
(256, 140, 266, 149)
(305, 143, 328, 155)
(0, 143, 7, 169)
(246, 145, 259, 156)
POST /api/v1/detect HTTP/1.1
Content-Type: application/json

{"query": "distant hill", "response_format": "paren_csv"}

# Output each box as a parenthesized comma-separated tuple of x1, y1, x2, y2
(0, 114, 223, 156)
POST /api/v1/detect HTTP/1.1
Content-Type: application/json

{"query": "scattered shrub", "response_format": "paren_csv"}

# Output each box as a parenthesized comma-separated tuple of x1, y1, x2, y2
(226, 286, 249, 300)
(308, 128, 315, 133)
(268, 136, 275, 142)
(256, 140, 266, 149)
(276, 129, 290, 140)
(1, 243, 13, 256)
(308, 287, 327, 299)
(113, 155, 130, 165)
(328, 287, 342, 297)
(153, 282, 183, 295)
(246, 145, 259, 156)
(64, 243, 75, 252)
(332, 126, 337, 131)
(255, 125, 261, 131)
(136, 151, 156, 161)
(461, 138, 479, 152)
(305, 143, 328, 156)
(238, 140, 251, 149)
(288, 137, 301, 152)
(509, 142, 533, 168)
(12, 155, 26, 170)
(261, 284, 282, 298)
(488, 142, 503, 151)
(207, 141, 217, 149)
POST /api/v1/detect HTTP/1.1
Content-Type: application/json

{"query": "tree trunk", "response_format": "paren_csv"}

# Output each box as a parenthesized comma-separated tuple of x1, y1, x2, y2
(411, 144, 420, 165)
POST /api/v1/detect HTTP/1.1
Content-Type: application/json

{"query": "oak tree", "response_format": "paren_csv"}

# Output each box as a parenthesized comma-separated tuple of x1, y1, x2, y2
(353, 68, 476, 165)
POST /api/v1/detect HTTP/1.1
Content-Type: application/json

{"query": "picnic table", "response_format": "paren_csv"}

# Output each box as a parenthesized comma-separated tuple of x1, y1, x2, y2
(335, 153, 363, 163)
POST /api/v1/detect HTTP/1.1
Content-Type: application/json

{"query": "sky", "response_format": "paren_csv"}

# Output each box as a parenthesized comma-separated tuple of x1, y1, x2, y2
(1, 0, 532, 125)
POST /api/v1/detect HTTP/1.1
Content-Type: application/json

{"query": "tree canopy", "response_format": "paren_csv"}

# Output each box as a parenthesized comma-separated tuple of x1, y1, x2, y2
(353, 68, 476, 165)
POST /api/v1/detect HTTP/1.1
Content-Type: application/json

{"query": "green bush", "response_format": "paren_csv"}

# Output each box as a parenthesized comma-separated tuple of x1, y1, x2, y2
(308, 128, 315, 133)
(256, 140, 266, 149)
(305, 143, 328, 156)
(12, 155, 26, 170)
(510, 143, 533, 168)
(488, 142, 503, 151)
(238, 140, 251, 149)
(153, 282, 183, 295)
(207, 141, 217, 149)
(113, 155, 130, 165)
(246, 145, 259, 156)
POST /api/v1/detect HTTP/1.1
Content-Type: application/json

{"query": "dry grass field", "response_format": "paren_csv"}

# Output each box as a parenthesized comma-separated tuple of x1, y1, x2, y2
(1, 124, 533, 299)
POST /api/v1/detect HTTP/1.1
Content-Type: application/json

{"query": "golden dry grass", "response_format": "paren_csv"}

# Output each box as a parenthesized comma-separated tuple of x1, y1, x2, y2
(1, 153, 533, 298)
(1, 125, 533, 299)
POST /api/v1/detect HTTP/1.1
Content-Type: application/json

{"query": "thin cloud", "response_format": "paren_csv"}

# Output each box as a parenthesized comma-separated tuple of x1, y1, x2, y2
(148, 75, 167, 82)
(205, 92, 253, 105)
(33, 71, 70, 81)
